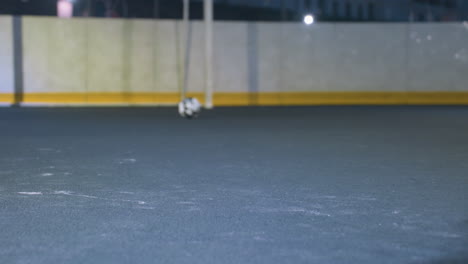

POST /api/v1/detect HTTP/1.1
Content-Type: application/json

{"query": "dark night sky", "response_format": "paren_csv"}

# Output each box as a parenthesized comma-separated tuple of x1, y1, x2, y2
(0, 0, 467, 21)
(0, 0, 296, 21)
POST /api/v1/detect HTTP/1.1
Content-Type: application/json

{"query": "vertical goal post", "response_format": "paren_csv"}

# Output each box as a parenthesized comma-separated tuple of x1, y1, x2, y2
(181, 0, 190, 101)
(204, 0, 214, 109)
(181, 0, 214, 109)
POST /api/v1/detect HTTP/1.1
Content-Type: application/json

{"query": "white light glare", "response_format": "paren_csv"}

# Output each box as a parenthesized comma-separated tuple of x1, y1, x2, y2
(57, 0, 73, 18)
(304, 14, 315, 25)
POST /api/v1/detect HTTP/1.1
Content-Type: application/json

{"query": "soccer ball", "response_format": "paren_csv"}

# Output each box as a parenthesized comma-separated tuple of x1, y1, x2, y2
(178, 97, 202, 119)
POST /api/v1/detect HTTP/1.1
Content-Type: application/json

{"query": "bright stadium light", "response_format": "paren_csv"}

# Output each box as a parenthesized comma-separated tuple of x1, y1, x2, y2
(57, 0, 73, 18)
(303, 14, 315, 25)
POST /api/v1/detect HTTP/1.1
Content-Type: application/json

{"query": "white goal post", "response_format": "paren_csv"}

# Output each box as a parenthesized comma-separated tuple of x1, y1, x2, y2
(204, 0, 214, 109)
(181, 0, 214, 109)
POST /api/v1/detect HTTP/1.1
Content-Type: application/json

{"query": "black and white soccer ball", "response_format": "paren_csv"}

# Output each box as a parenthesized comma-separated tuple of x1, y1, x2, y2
(178, 97, 202, 119)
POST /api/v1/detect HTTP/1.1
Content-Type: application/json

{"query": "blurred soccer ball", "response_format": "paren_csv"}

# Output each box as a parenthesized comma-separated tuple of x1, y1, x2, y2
(178, 97, 202, 119)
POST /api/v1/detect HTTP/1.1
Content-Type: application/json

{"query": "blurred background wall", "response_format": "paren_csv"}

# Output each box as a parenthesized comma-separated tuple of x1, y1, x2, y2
(1, 15, 467, 106)
(0, 16, 14, 104)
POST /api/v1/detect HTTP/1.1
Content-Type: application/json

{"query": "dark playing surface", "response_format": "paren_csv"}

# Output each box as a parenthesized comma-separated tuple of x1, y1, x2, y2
(1, 107, 467, 264)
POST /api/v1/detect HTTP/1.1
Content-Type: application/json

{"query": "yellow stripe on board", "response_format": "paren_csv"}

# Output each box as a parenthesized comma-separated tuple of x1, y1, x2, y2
(2, 92, 468, 105)
(22, 93, 87, 103)
(0, 93, 15, 104)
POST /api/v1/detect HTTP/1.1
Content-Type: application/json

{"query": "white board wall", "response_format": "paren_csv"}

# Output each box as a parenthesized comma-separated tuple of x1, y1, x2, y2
(13, 17, 468, 104)
(0, 16, 13, 100)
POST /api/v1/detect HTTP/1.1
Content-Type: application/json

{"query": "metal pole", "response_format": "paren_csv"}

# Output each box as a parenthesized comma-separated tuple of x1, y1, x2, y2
(122, 0, 128, 18)
(154, 0, 159, 18)
(204, 0, 214, 109)
(181, 0, 189, 100)
(12, 16, 23, 106)
(280, 0, 286, 21)
(87, 0, 93, 16)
